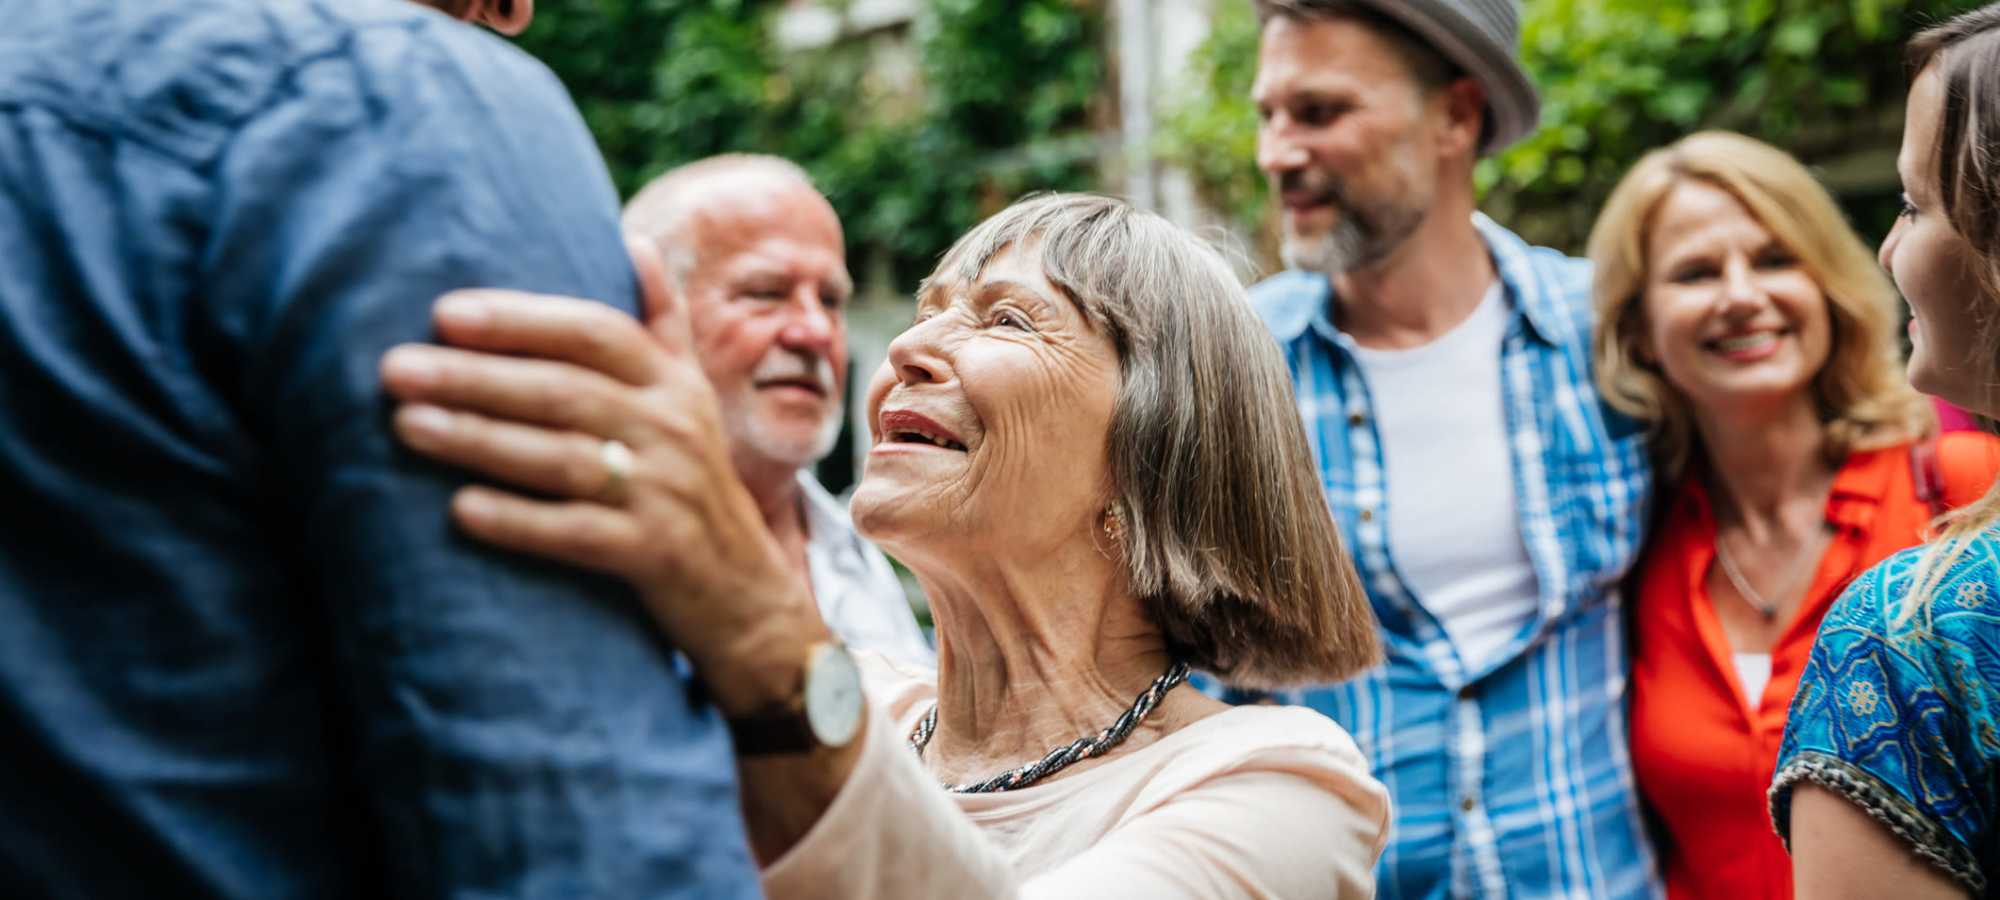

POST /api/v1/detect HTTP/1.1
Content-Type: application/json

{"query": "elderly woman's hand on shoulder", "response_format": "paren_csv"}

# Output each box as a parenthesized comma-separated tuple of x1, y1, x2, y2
(380, 195, 1392, 899)
(379, 238, 825, 713)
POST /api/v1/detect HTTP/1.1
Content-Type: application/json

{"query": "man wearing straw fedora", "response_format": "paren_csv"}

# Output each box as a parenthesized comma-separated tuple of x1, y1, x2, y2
(1241, 1, 1661, 896)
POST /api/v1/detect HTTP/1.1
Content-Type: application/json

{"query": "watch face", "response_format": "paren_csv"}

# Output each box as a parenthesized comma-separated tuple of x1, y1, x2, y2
(804, 643, 865, 748)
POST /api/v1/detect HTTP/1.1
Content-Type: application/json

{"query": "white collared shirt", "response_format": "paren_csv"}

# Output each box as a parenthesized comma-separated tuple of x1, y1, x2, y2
(798, 472, 933, 663)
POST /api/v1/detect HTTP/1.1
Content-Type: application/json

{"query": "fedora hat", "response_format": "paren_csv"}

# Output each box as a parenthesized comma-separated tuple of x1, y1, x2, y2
(1343, 0, 1541, 155)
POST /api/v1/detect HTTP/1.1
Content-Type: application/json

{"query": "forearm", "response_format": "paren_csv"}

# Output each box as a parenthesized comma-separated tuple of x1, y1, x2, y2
(736, 723, 870, 865)
(1789, 786, 1969, 900)
(754, 699, 1020, 899)
(680, 592, 869, 864)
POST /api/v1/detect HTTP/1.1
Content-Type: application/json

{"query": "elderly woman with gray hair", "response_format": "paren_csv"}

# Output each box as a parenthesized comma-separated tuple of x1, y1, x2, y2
(378, 193, 1389, 897)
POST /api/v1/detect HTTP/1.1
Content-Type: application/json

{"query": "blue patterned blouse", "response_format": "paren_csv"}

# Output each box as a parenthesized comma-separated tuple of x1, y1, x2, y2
(1771, 526, 2000, 895)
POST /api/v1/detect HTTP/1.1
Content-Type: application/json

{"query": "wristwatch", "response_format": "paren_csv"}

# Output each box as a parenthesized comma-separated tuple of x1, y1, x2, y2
(725, 640, 864, 756)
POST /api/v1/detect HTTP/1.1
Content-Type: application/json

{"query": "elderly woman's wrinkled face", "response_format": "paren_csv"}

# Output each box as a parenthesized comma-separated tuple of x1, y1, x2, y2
(1639, 180, 1833, 414)
(850, 245, 1120, 565)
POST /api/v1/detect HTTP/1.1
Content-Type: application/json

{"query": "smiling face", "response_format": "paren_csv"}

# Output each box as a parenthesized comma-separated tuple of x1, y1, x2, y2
(678, 180, 853, 479)
(1882, 65, 1992, 414)
(1252, 14, 1457, 274)
(1639, 179, 1834, 414)
(850, 244, 1120, 565)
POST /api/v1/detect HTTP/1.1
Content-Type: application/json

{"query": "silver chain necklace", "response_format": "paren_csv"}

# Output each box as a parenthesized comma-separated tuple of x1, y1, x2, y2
(908, 660, 1191, 793)
(1713, 530, 1823, 621)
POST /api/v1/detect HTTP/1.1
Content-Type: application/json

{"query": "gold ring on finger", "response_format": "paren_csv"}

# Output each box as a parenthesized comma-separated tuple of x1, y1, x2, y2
(598, 438, 635, 504)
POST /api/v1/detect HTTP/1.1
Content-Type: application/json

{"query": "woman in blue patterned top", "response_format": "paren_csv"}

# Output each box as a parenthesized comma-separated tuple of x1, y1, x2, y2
(1770, 5, 2000, 897)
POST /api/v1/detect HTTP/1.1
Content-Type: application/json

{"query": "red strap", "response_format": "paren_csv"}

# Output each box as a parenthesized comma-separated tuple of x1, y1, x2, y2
(1911, 436, 1948, 518)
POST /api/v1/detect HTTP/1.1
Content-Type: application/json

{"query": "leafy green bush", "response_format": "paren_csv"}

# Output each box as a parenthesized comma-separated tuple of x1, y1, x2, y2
(518, 0, 1106, 289)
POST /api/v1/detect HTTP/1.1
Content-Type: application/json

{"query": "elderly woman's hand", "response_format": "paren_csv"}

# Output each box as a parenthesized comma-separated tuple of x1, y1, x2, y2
(379, 239, 820, 709)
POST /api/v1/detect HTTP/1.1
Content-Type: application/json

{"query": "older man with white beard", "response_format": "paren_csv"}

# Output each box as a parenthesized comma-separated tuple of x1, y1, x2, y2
(1239, 1, 1659, 897)
(624, 155, 929, 662)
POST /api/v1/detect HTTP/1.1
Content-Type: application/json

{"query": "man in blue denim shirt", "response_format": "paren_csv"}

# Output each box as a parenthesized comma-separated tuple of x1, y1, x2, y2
(0, 1, 758, 897)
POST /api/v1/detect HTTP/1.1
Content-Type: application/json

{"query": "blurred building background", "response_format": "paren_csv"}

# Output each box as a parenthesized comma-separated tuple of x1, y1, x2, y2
(514, 0, 1985, 497)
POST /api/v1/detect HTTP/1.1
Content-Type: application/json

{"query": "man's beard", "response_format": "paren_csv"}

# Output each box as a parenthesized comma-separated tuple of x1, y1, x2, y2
(1281, 217, 1374, 275)
(727, 402, 845, 474)
(729, 349, 845, 470)
(1277, 170, 1424, 275)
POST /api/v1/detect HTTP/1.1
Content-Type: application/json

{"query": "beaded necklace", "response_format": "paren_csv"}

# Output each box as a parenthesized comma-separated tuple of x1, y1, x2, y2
(907, 660, 1192, 793)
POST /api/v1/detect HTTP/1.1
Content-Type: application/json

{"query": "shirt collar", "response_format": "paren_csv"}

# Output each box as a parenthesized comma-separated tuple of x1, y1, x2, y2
(1825, 445, 1902, 533)
(1474, 212, 1574, 347)
(795, 470, 845, 547)
(1267, 213, 1574, 348)
(1257, 270, 1323, 344)
(1679, 444, 1901, 534)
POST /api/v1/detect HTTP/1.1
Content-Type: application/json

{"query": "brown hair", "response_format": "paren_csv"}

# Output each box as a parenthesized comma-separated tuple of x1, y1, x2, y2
(1909, 4, 2000, 304)
(924, 193, 1380, 688)
(1588, 131, 1932, 480)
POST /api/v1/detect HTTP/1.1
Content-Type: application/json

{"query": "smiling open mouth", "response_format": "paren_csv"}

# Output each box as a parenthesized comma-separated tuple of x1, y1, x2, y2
(889, 430, 968, 451)
(1704, 330, 1786, 354)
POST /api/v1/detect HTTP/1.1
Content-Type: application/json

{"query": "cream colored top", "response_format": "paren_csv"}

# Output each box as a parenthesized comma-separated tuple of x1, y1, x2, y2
(763, 654, 1392, 899)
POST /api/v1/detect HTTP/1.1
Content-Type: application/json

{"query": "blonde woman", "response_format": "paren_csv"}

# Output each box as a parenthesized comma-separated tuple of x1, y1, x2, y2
(1592, 131, 2000, 900)
(1770, 5, 2000, 898)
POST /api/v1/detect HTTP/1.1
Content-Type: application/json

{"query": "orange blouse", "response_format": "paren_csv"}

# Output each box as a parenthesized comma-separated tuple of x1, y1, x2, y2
(1629, 435, 2000, 900)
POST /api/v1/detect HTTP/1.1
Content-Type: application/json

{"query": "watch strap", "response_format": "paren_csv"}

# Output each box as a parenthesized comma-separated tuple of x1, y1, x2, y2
(726, 705, 818, 757)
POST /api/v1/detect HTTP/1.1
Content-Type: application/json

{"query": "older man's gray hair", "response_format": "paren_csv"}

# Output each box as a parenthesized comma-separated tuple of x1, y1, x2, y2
(622, 154, 818, 286)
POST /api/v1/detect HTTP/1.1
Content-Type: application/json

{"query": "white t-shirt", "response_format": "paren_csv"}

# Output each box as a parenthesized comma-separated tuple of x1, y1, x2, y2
(799, 472, 934, 664)
(1734, 652, 1772, 706)
(1349, 284, 1540, 672)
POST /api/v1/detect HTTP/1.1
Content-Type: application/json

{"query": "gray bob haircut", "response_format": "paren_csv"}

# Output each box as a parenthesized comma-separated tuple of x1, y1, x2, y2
(923, 193, 1380, 688)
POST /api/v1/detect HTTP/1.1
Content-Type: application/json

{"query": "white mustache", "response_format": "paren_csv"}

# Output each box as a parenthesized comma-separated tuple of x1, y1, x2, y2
(752, 352, 837, 394)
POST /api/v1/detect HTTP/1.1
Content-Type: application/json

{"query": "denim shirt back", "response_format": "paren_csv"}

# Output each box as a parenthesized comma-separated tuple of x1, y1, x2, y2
(0, 1, 757, 896)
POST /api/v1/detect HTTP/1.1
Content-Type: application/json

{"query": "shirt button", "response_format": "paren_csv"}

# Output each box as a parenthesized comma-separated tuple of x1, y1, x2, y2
(1347, 411, 1367, 427)
(1358, 508, 1375, 523)
(1460, 793, 1477, 813)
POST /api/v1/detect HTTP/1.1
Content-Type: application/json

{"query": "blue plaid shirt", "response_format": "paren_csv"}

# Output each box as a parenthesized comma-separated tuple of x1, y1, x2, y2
(1247, 215, 1660, 899)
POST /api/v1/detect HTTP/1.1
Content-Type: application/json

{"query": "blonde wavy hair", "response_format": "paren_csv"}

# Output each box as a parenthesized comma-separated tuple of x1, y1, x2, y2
(1588, 130, 1932, 481)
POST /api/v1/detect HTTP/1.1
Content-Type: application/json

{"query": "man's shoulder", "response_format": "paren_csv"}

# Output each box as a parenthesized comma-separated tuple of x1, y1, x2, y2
(1833, 533, 2000, 640)
(4, 0, 559, 166)
(1479, 213, 1592, 281)
(1477, 214, 1596, 345)
(1246, 269, 1327, 343)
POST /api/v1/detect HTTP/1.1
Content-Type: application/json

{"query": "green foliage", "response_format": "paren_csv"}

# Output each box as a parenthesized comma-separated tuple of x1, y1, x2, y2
(517, 0, 1105, 289)
(1157, 0, 1265, 232)
(1158, 0, 1985, 255)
